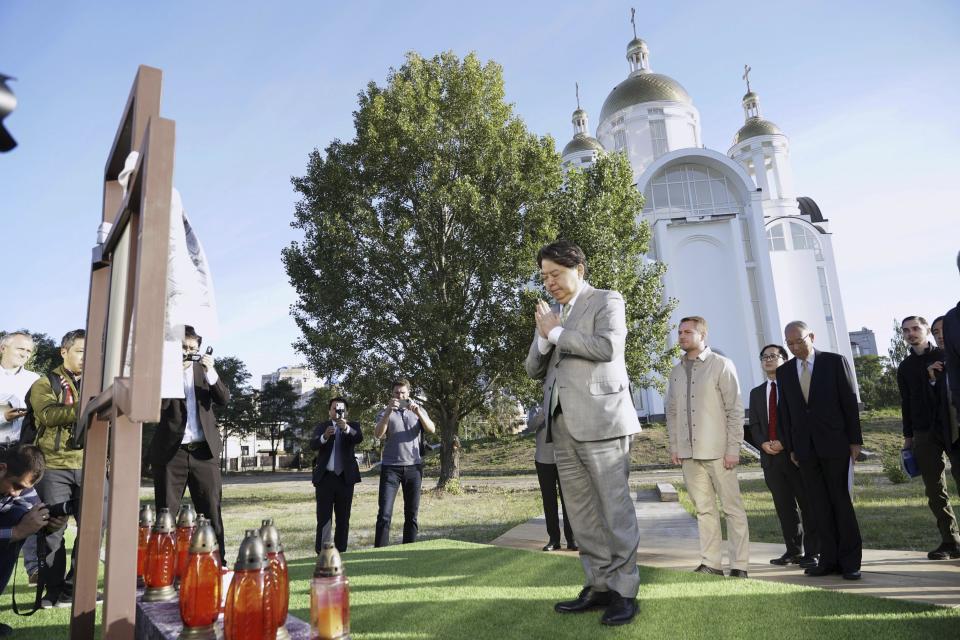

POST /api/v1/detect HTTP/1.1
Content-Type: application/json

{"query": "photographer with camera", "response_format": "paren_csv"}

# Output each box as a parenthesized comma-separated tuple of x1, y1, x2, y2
(0, 445, 67, 636)
(373, 378, 435, 547)
(26, 329, 85, 609)
(149, 326, 230, 561)
(310, 397, 363, 553)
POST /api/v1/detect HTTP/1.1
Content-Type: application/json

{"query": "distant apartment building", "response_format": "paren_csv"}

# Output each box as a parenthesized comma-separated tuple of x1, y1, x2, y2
(849, 327, 878, 357)
(260, 365, 324, 395)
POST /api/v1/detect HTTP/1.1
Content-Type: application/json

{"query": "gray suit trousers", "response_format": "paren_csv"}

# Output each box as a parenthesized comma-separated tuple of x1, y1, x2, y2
(552, 413, 640, 597)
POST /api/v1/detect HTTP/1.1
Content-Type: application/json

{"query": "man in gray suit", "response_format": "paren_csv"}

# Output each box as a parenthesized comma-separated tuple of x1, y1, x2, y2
(525, 240, 641, 626)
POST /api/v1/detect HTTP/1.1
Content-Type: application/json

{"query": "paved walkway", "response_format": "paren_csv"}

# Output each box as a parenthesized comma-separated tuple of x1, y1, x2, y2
(492, 488, 960, 608)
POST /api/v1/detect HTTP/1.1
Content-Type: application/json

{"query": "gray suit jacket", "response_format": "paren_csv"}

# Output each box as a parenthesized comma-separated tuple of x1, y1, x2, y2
(525, 283, 640, 442)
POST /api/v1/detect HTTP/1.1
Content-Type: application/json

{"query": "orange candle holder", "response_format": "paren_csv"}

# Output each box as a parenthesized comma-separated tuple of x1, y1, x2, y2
(260, 519, 290, 640)
(223, 529, 278, 640)
(143, 508, 177, 602)
(178, 517, 221, 639)
(137, 503, 155, 588)
(175, 503, 198, 581)
(310, 544, 350, 640)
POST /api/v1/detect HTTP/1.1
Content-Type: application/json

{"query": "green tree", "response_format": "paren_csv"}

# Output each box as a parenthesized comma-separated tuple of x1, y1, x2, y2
(215, 355, 258, 472)
(887, 318, 909, 369)
(291, 387, 337, 467)
(284, 51, 561, 488)
(259, 379, 300, 471)
(550, 153, 676, 388)
(854, 355, 899, 410)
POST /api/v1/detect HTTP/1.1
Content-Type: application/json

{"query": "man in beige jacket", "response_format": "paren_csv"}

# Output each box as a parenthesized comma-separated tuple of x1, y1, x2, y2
(666, 316, 750, 577)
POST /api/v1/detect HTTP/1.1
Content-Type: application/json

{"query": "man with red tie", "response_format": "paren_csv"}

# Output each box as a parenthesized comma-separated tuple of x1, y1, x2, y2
(747, 344, 818, 568)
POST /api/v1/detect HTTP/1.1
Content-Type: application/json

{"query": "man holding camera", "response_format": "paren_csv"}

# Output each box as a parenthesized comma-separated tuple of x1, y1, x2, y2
(310, 397, 363, 553)
(0, 445, 67, 636)
(373, 379, 435, 547)
(27, 329, 85, 608)
(149, 326, 230, 560)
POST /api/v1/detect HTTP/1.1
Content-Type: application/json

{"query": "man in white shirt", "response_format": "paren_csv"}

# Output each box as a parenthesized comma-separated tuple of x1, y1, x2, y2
(148, 327, 230, 560)
(0, 332, 40, 446)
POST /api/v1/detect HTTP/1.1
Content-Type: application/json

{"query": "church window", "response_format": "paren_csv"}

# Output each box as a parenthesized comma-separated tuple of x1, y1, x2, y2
(789, 222, 823, 260)
(767, 223, 786, 251)
(764, 156, 780, 199)
(747, 267, 765, 349)
(644, 163, 740, 217)
(817, 267, 838, 351)
(648, 108, 664, 115)
(650, 119, 668, 158)
(741, 219, 754, 262)
(614, 130, 627, 152)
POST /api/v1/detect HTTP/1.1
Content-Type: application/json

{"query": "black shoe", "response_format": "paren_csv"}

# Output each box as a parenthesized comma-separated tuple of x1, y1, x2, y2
(693, 564, 724, 576)
(55, 591, 103, 608)
(542, 541, 561, 552)
(804, 564, 838, 577)
(554, 587, 612, 613)
(728, 569, 749, 578)
(567, 542, 578, 551)
(770, 553, 802, 566)
(927, 543, 960, 560)
(0, 622, 12, 637)
(600, 591, 638, 626)
(798, 555, 819, 569)
(842, 571, 862, 580)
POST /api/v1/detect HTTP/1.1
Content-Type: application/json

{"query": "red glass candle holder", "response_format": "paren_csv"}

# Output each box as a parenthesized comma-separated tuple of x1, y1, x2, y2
(143, 508, 177, 602)
(179, 517, 221, 639)
(223, 530, 278, 640)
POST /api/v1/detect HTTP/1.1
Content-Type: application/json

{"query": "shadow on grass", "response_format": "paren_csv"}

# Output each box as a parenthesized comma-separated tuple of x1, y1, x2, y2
(283, 540, 958, 640)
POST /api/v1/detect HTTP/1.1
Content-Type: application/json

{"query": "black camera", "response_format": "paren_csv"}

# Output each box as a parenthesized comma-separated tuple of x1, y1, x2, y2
(184, 346, 214, 362)
(46, 500, 77, 518)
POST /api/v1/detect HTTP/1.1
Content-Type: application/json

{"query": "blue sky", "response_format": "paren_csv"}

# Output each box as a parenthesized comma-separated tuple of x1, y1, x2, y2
(2, 1, 958, 384)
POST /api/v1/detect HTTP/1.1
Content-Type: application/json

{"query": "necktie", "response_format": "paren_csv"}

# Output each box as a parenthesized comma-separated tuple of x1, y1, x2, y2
(560, 304, 570, 325)
(767, 382, 778, 441)
(333, 423, 343, 475)
(550, 305, 568, 414)
(800, 360, 811, 403)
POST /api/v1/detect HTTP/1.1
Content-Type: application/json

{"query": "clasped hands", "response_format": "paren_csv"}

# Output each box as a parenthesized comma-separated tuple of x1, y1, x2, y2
(535, 300, 561, 339)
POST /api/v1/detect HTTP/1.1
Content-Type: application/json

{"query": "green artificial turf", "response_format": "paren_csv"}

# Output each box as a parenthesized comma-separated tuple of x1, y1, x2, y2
(287, 539, 959, 640)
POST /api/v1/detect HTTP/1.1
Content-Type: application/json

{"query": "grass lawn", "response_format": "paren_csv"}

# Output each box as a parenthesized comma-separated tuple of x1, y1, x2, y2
(284, 538, 958, 640)
(678, 471, 955, 552)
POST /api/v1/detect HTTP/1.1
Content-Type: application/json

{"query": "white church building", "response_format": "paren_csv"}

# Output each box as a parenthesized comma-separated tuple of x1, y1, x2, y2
(561, 33, 857, 418)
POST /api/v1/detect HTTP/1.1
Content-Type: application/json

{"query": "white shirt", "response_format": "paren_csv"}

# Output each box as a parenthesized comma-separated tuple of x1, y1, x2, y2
(0, 365, 40, 444)
(795, 351, 815, 378)
(181, 366, 219, 444)
(537, 283, 584, 355)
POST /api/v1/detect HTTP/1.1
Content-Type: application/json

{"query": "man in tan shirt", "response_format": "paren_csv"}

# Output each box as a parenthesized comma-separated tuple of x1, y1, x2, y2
(666, 316, 750, 577)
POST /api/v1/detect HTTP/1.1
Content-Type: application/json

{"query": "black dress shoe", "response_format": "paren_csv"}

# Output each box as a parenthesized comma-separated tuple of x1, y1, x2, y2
(693, 564, 724, 576)
(842, 570, 862, 580)
(542, 541, 561, 551)
(600, 591, 638, 626)
(927, 543, 960, 560)
(554, 587, 612, 613)
(798, 555, 819, 569)
(728, 569, 749, 578)
(804, 565, 838, 577)
(770, 553, 802, 566)
(567, 542, 578, 551)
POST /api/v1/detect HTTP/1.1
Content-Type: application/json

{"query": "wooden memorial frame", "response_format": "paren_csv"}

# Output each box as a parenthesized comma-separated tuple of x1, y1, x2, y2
(71, 65, 174, 640)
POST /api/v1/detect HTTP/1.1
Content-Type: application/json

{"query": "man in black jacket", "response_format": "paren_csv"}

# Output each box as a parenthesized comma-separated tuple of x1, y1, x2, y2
(777, 320, 862, 580)
(944, 252, 960, 420)
(149, 327, 230, 560)
(748, 344, 817, 568)
(310, 397, 363, 553)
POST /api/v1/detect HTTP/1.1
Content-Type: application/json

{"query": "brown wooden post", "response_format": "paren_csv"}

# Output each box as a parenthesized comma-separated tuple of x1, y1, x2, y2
(71, 65, 172, 640)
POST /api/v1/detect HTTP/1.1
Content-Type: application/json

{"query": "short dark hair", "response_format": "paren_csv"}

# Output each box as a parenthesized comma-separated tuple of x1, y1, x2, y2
(391, 378, 411, 391)
(0, 444, 46, 482)
(901, 316, 929, 328)
(759, 344, 789, 360)
(932, 315, 946, 328)
(328, 396, 349, 410)
(537, 240, 589, 276)
(679, 316, 708, 336)
(61, 329, 85, 350)
(184, 325, 203, 347)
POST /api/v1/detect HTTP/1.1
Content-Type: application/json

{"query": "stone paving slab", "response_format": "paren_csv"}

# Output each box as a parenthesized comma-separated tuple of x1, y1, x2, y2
(491, 488, 960, 608)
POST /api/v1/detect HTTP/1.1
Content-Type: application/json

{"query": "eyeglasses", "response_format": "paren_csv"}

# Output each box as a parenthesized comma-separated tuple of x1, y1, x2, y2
(785, 334, 811, 347)
(759, 354, 784, 362)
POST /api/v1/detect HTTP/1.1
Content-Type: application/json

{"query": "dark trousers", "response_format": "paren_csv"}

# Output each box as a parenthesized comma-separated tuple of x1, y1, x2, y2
(374, 464, 422, 547)
(762, 452, 818, 557)
(535, 461, 575, 545)
(315, 472, 356, 553)
(912, 429, 960, 545)
(0, 502, 28, 595)
(35, 468, 82, 599)
(153, 444, 225, 561)
(799, 456, 861, 573)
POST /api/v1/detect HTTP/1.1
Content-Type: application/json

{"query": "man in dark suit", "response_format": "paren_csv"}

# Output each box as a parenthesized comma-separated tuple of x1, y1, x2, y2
(310, 397, 363, 553)
(944, 251, 960, 422)
(748, 343, 818, 568)
(776, 320, 862, 580)
(149, 326, 230, 560)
